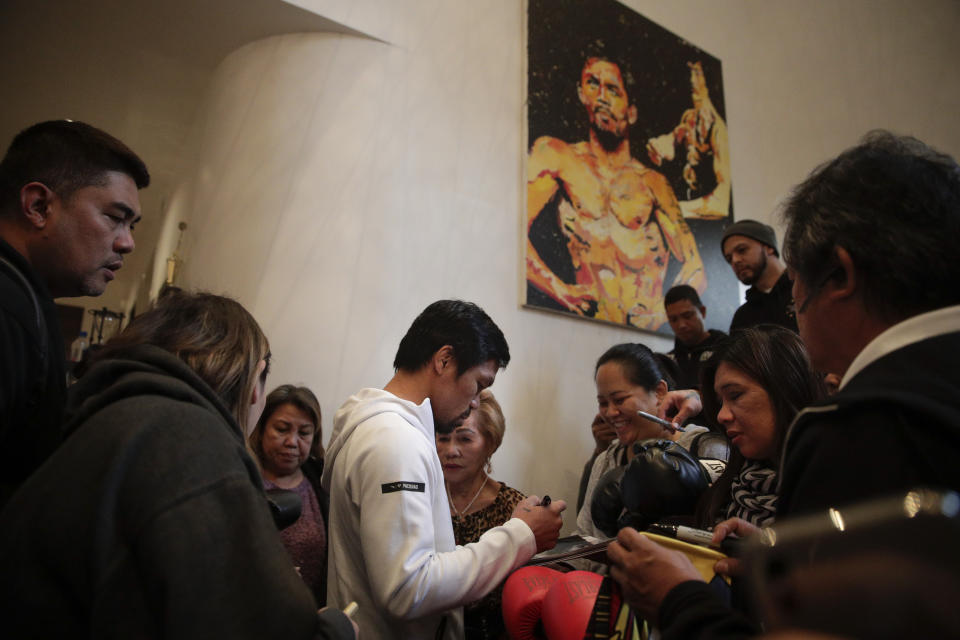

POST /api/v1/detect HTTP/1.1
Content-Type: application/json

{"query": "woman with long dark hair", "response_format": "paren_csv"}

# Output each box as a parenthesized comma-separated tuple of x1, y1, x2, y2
(696, 325, 826, 528)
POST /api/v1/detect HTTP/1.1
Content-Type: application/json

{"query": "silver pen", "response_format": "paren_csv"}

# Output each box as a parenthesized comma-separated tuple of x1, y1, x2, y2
(636, 409, 685, 432)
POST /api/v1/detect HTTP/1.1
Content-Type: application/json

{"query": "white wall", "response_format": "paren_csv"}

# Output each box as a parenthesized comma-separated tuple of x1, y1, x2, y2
(631, 0, 960, 239)
(169, 0, 960, 532)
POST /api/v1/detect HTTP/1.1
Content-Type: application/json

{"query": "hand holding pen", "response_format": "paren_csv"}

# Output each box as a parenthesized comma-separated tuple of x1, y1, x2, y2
(655, 389, 703, 427)
(511, 494, 566, 552)
(636, 409, 685, 433)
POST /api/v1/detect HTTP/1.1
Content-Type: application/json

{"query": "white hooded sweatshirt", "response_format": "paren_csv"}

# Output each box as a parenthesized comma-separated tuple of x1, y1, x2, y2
(322, 388, 536, 640)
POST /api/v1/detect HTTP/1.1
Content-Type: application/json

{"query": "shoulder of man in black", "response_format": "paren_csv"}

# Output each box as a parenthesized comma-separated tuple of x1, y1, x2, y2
(0, 238, 45, 344)
(671, 330, 724, 358)
(730, 274, 797, 334)
(778, 331, 960, 518)
(0, 287, 40, 498)
(0, 237, 68, 496)
(727, 304, 749, 334)
(658, 580, 757, 640)
(700, 329, 728, 349)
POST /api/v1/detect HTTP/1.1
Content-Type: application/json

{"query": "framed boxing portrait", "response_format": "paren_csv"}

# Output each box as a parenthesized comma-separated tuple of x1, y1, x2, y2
(523, 0, 739, 336)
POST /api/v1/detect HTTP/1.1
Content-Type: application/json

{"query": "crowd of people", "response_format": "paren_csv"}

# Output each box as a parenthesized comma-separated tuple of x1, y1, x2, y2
(1, 117, 959, 640)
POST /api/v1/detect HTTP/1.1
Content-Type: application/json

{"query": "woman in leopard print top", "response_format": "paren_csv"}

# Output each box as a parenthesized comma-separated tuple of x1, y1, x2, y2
(436, 390, 526, 640)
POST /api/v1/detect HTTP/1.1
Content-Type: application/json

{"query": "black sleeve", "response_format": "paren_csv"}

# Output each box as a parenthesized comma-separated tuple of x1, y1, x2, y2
(777, 407, 955, 519)
(658, 581, 757, 640)
(0, 305, 32, 432)
(0, 303, 58, 493)
(316, 607, 354, 639)
(728, 306, 748, 334)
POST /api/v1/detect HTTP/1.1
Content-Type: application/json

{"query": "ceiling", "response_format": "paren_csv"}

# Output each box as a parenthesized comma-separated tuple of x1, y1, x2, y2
(0, 0, 366, 319)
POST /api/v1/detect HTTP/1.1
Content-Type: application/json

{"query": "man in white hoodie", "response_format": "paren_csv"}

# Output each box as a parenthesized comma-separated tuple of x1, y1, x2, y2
(323, 300, 566, 639)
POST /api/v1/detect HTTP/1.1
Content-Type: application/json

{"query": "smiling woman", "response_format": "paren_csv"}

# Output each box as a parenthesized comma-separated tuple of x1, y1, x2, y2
(577, 342, 726, 540)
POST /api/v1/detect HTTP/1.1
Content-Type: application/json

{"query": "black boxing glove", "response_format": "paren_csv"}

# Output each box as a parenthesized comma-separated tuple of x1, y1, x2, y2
(620, 439, 710, 520)
(616, 508, 655, 533)
(590, 465, 627, 537)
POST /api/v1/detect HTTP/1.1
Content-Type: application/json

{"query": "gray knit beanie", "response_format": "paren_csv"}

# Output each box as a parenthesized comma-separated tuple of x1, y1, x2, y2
(720, 219, 779, 256)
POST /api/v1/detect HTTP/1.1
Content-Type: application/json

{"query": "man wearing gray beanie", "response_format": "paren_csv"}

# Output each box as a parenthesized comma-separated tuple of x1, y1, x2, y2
(720, 219, 798, 333)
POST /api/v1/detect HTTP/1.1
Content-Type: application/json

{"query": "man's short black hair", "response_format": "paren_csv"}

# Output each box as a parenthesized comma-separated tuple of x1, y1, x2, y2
(393, 300, 510, 375)
(0, 120, 149, 215)
(581, 41, 636, 103)
(782, 130, 960, 322)
(664, 284, 703, 308)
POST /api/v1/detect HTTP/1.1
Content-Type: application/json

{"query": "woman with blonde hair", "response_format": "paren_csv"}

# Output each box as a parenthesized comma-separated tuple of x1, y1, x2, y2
(436, 389, 525, 640)
(0, 290, 354, 640)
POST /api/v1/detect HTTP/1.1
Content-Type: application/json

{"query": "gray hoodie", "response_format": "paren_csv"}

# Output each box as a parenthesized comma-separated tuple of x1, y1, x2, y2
(0, 344, 353, 640)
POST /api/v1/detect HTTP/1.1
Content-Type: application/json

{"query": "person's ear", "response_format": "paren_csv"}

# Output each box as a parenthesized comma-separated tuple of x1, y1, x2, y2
(628, 104, 638, 126)
(432, 345, 455, 376)
(21, 182, 55, 229)
(825, 247, 857, 301)
(698, 305, 707, 318)
(577, 84, 587, 106)
(250, 359, 267, 406)
(654, 379, 669, 403)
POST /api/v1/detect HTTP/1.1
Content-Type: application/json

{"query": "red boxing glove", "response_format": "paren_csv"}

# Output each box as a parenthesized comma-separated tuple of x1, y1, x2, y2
(502, 566, 562, 639)
(541, 571, 604, 640)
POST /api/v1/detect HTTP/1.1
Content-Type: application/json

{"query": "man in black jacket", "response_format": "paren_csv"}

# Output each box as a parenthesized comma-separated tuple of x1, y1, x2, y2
(721, 219, 798, 333)
(776, 131, 960, 517)
(663, 284, 726, 390)
(0, 120, 149, 502)
(607, 131, 960, 638)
